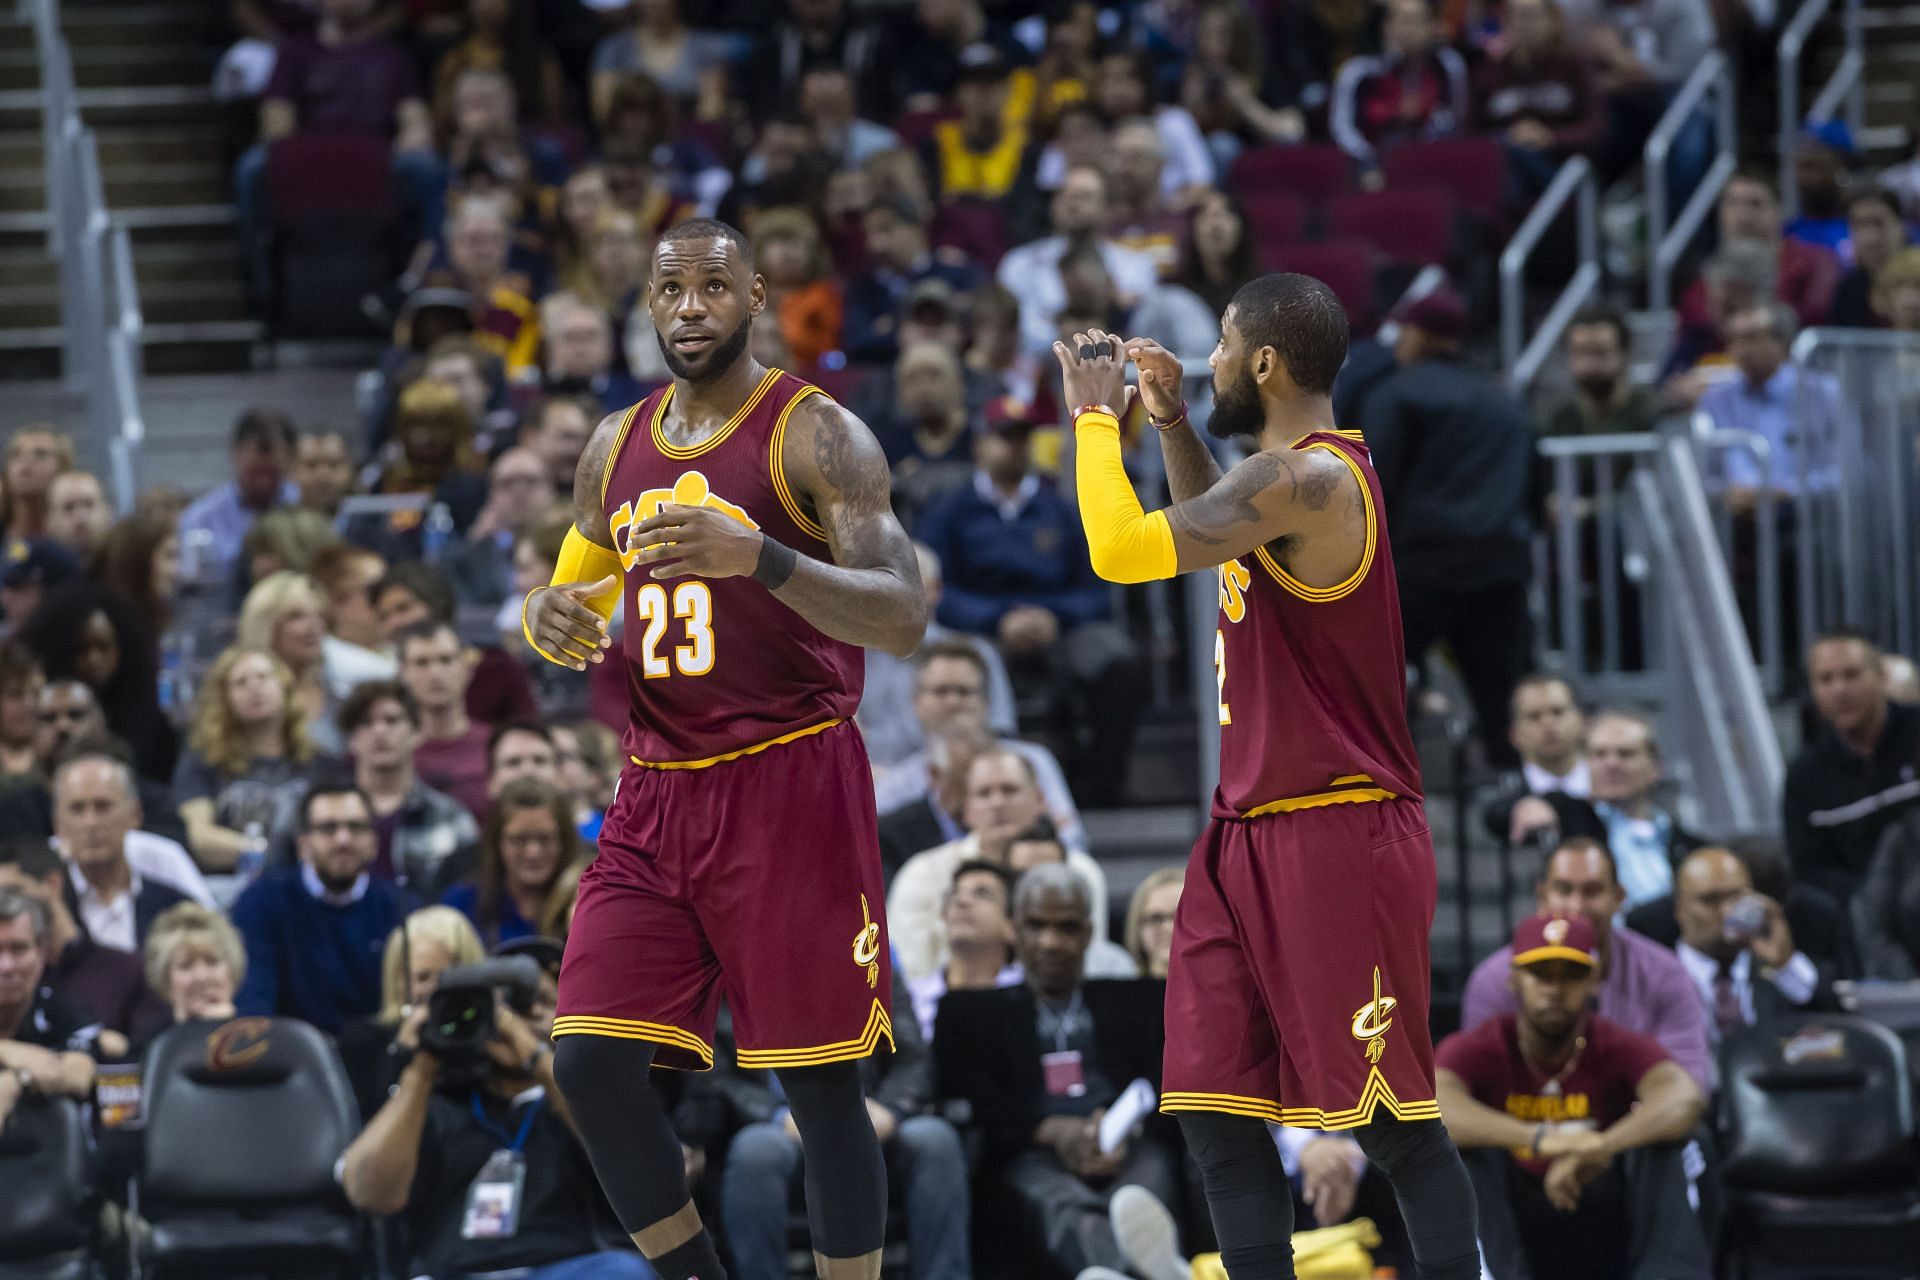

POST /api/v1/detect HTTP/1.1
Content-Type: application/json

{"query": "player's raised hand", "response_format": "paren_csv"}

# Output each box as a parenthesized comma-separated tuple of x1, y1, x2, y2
(525, 575, 618, 670)
(631, 503, 765, 581)
(1123, 336, 1184, 423)
(1052, 327, 1129, 414)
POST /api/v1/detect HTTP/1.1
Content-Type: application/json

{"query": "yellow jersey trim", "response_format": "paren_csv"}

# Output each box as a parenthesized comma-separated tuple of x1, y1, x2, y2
(551, 1015, 715, 1067)
(768, 383, 829, 543)
(628, 717, 842, 771)
(1241, 786, 1397, 820)
(598, 401, 643, 505)
(651, 367, 783, 459)
(1252, 441, 1376, 603)
(1162, 1069, 1441, 1132)
(1288, 428, 1367, 446)
(1159, 1091, 1284, 1124)
(735, 1000, 895, 1068)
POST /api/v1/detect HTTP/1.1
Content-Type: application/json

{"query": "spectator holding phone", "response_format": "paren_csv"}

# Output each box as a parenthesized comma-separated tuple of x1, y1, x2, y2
(1667, 847, 1837, 1054)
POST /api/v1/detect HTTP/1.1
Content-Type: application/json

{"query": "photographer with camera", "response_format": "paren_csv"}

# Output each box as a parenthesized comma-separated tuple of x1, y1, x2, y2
(340, 953, 652, 1280)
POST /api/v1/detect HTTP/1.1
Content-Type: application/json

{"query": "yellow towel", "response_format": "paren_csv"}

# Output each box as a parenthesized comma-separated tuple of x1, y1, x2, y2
(1190, 1218, 1382, 1280)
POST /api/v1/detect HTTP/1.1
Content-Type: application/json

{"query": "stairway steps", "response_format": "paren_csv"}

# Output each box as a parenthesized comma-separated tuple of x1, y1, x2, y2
(103, 165, 230, 209)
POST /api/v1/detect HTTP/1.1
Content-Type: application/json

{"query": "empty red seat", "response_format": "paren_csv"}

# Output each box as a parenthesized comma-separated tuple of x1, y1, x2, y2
(1326, 190, 1455, 267)
(1239, 191, 1310, 266)
(1228, 143, 1352, 205)
(1381, 137, 1508, 226)
(1265, 240, 1379, 330)
(265, 135, 393, 222)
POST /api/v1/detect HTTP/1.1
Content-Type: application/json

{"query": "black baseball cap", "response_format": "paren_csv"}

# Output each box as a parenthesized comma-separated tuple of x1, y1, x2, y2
(0, 538, 81, 592)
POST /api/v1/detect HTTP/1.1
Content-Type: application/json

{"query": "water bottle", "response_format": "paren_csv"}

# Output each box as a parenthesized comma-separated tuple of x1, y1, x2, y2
(422, 502, 454, 563)
(237, 821, 267, 883)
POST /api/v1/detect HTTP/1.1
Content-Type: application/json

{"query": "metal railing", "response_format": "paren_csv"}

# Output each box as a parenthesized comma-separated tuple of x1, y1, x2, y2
(1500, 156, 1600, 398)
(1647, 51, 1738, 314)
(1779, 0, 1865, 220)
(1632, 436, 1784, 831)
(23, 0, 146, 511)
(1786, 329, 1920, 663)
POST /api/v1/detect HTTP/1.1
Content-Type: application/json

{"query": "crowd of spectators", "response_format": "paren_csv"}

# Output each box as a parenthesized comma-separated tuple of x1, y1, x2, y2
(3, 0, 1920, 1273)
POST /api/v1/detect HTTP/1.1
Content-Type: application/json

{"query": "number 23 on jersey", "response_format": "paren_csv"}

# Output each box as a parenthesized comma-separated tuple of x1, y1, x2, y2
(634, 581, 714, 678)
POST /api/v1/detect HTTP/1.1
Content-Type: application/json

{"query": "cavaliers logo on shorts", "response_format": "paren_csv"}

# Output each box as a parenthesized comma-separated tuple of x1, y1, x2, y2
(1351, 967, 1397, 1065)
(852, 894, 881, 989)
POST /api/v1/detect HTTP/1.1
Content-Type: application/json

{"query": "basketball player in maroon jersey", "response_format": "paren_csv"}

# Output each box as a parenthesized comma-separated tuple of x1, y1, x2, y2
(523, 219, 925, 1280)
(1053, 277, 1479, 1278)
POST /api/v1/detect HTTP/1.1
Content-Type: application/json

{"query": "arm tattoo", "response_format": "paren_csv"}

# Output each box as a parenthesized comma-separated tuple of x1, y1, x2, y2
(1168, 452, 1283, 546)
(1159, 418, 1225, 504)
(1299, 462, 1340, 511)
(570, 409, 627, 545)
(768, 398, 927, 655)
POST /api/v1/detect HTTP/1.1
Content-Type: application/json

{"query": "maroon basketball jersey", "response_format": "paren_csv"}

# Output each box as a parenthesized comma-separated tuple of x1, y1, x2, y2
(601, 367, 862, 766)
(1211, 430, 1422, 819)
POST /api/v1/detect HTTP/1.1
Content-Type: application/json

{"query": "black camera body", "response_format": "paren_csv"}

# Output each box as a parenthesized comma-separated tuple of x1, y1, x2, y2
(423, 956, 542, 1089)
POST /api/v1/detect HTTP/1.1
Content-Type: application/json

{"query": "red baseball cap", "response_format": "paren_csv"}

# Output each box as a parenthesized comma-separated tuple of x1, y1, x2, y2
(1511, 914, 1598, 969)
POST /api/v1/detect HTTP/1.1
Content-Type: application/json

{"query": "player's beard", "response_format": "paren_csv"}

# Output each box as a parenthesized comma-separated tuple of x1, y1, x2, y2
(1207, 363, 1263, 440)
(656, 312, 753, 383)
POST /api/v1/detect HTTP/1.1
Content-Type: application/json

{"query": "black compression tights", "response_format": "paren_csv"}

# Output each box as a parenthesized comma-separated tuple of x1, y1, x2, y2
(551, 1037, 886, 1265)
(1179, 1111, 1481, 1280)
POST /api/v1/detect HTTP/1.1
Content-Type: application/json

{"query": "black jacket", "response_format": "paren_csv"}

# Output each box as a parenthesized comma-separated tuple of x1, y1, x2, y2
(1855, 809, 1920, 979)
(1360, 355, 1541, 589)
(1783, 701, 1920, 906)
(709, 968, 932, 1128)
(933, 978, 1167, 1169)
(878, 799, 947, 875)
(1539, 791, 1703, 866)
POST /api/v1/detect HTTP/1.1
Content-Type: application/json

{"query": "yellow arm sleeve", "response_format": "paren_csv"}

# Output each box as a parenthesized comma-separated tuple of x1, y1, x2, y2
(1074, 411, 1178, 584)
(521, 526, 625, 667)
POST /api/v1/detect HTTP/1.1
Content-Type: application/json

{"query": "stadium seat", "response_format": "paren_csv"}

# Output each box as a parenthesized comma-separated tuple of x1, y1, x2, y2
(929, 200, 1010, 272)
(263, 135, 400, 340)
(1325, 190, 1456, 269)
(134, 1017, 364, 1278)
(1265, 240, 1379, 332)
(1227, 143, 1352, 205)
(1237, 191, 1310, 265)
(1717, 1015, 1920, 1277)
(1381, 137, 1509, 227)
(0, 1097, 96, 1279)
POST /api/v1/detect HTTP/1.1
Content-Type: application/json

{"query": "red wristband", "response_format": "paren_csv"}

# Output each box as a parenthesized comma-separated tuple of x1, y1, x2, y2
(1148, 400, 1189, 431)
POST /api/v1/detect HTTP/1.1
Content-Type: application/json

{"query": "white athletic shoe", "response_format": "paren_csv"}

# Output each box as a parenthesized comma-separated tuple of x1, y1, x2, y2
(1076, 1268, 1133, 1280)
(1110, 1184, 1190, 1280)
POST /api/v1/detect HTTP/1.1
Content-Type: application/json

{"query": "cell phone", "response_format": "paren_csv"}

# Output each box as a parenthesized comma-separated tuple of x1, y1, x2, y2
(1723, 893, 1771, 945)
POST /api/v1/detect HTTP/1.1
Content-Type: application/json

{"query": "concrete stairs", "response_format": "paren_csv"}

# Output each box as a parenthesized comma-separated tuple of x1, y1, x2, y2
(0, 0, 257, 382)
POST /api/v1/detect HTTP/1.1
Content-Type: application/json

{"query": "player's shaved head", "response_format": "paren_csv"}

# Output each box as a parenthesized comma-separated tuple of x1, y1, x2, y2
(1227, 273, 1349, 397)
(656, 218, 754, 271)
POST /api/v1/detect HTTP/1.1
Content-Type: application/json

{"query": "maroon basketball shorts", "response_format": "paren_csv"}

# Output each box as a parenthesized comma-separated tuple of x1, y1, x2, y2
(1161, 796, 1441, 1129)
(553, 720, 894, 1070)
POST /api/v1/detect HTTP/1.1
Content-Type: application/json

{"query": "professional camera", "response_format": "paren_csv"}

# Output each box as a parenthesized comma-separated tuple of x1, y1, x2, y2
(423, 955, 543, 1088)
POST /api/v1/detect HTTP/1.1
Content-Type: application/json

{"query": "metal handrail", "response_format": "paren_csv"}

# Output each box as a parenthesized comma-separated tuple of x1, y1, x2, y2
(24, 0, 148, 511)
(1780, 0, 1864, 219)
(1647, 51, 1736, 313)
(1500, 156, 1599, 396)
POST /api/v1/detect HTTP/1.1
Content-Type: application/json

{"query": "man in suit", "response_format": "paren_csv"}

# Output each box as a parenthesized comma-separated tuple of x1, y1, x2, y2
(1625, 837, 1854, 977)
(1510, 711, 1701, 908)
(53, 752, 188, 956)
(934, 863, 1184, 1278)
(1667, 847, 1838, 1058)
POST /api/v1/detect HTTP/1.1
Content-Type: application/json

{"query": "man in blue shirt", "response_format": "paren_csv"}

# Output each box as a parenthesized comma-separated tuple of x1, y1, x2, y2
(916, 414, 1140, 807)
(233, 781, 409, 1034)
(1698, 301, 1846, 504)
(176, 409, 299, 578)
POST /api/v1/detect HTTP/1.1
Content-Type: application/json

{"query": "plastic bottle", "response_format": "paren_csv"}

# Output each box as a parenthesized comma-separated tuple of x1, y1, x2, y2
(237, 821, 267, 883)
(422, 502, 454, 563)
